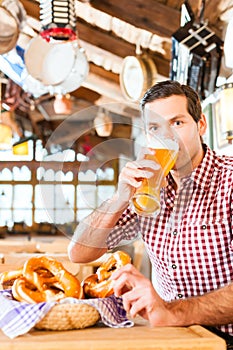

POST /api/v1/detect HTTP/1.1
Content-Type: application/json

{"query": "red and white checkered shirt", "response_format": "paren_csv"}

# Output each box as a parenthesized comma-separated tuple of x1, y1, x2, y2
(107, 145, 233, 335)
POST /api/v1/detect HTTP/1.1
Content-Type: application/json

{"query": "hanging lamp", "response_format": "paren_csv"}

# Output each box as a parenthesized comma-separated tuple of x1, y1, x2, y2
(94, 108, 113, 137)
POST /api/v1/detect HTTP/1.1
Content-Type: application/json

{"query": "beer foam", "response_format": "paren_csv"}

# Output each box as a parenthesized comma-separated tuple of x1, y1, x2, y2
(148, 137, 178, 151)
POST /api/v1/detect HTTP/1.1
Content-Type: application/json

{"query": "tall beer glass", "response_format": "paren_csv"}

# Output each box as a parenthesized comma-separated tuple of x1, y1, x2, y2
(131, 125, 179, 217)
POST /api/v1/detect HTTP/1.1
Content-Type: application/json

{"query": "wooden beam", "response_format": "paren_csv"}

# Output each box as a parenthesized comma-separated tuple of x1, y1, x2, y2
(89, 63, 120, 84)
(71, 85, 101, 102)
(20, 0, 40, 18)
(87, 0, 223, 39)
(77, 20, 170, 77)
(19, 0, 170, 77)
(82, 71, 124, 102)
(87, 0, 181, 37)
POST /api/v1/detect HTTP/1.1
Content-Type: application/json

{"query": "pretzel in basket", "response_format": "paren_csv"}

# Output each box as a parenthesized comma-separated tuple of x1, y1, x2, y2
(12, 276, 66, 303)
(0, 256, 83, 303)
(0, 264, 58, 290)
(23, 256, 82, 298)
(82, 250, 131, 298)
(0, 267, 23, 289)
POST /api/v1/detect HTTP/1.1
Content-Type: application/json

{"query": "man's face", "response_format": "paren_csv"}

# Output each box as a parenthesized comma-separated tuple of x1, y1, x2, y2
(144, 95, 207, 175)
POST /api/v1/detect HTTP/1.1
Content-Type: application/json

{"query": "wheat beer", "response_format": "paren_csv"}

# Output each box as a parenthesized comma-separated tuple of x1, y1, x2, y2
(132, 137, 178, 216)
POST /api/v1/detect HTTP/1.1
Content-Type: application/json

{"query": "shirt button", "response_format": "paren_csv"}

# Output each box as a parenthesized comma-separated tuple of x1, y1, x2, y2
(172, 264, 177, 269)
(173, 229, 178, 236)
(178, 294, 183, 298)
(202, 225, 207, 229)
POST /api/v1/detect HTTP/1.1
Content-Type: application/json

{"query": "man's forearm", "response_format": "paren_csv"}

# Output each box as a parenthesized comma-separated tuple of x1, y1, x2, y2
(68, 193, 129, 263)
(164, 283, 233, 327)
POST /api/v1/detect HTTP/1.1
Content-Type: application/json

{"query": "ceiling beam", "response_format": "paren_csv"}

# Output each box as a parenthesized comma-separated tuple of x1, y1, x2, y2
(77, 20, 170, 77)
(87, 0, 181, 38)
(82, 71, 124, 102)
(89, 64, 119, 83)
(71, 85, 101, 102)
(19, 0, 170, 77)
(20, 0, 40, 18)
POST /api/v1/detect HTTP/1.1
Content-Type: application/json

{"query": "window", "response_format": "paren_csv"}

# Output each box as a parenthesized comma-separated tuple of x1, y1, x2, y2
(0, 139, 119, 234)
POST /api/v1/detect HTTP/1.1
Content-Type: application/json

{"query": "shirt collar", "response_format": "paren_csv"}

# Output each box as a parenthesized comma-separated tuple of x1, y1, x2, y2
(168, 144, 216, 192)
(191, 144, 216, 190)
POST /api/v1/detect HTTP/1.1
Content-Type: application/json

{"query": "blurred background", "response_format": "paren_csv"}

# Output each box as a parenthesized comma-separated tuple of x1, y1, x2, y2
(0, 0, 232, 240)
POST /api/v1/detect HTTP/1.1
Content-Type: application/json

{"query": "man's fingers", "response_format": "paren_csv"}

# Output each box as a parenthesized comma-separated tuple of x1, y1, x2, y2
(111, 264, 139, 297)
(111, 263, 139, 280)
(112, 274, 133, 297)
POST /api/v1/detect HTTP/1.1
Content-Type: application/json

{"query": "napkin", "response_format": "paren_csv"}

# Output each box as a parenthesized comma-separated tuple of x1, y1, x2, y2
(0, 290, 134, 339)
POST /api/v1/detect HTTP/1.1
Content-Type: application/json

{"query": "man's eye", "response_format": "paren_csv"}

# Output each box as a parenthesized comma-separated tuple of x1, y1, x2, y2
(173, 121, 183, 126)
(149, 125, 158, 131)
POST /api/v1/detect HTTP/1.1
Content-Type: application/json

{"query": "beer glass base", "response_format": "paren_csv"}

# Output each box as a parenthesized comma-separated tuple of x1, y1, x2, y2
(131, 193, 161, 217)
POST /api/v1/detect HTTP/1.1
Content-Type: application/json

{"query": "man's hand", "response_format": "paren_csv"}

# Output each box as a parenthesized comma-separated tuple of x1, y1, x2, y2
(111, 264, 177, 326)
(116, 151, 165, 204)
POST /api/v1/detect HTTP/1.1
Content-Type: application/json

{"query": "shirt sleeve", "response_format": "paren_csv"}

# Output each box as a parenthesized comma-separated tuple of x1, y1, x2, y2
(229, 174, 233, 249)
(106, 208, 140, 249)
(231, 185, 233, 241)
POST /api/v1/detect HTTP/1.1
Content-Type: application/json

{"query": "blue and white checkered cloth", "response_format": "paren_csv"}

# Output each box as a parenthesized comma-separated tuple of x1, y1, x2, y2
(0, 290, 134, 339)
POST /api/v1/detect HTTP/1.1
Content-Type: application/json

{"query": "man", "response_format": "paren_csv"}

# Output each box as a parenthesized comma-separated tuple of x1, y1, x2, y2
(68, 80, 233, 345)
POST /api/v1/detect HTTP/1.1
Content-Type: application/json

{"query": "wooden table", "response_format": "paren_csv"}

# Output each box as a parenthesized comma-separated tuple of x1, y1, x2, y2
(0, 242, 227, 350)
(0, 259, 227, 350)
(0, 320, 226, 350)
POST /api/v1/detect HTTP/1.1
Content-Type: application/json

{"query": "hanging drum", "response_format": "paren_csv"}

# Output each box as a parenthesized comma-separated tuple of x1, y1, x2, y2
(24, 0, 89, 93)
(24, 35, 77, 86)
(120, 54, 157, 102)
(52, 46, 89, 94)
(24, 35, 89, 92)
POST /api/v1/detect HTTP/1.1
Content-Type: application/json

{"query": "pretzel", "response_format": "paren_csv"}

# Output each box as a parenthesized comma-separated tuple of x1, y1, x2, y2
(82, 250, 131, 298)
(0, 255, 83, 303)
(0, 267, 23, 290)
(22, 256, 83, 300)
(12, 276, 65, 303)
(0, 265, 61, 291)
(97, 251, 131, 282)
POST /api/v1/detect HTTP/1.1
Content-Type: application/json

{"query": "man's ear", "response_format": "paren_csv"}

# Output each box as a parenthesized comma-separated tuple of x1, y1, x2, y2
(198, 113, 207, 136)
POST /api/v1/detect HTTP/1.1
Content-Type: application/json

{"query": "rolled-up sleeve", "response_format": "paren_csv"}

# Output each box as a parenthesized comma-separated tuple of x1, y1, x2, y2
(106, 208, 140, 249)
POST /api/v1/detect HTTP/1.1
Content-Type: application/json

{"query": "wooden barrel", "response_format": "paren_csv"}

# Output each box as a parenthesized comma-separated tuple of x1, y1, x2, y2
(0, 5, 19, 54)
(120, 54, 157, 102)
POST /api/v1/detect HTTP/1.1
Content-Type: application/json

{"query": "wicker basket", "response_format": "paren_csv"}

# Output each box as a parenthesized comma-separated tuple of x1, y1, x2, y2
(35, 303, 100, 331)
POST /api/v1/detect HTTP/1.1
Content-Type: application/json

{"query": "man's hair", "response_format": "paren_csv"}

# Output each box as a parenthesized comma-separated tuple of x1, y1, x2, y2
(140, 80, 202, 123)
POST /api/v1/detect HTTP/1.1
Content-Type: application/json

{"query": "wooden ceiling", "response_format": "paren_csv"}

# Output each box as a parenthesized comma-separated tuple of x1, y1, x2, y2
(18, 0, 233, 107)
(0, 0, 231, 156)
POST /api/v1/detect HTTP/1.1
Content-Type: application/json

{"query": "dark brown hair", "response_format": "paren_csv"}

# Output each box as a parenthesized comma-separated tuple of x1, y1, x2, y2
(140, 80, 202, 123)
